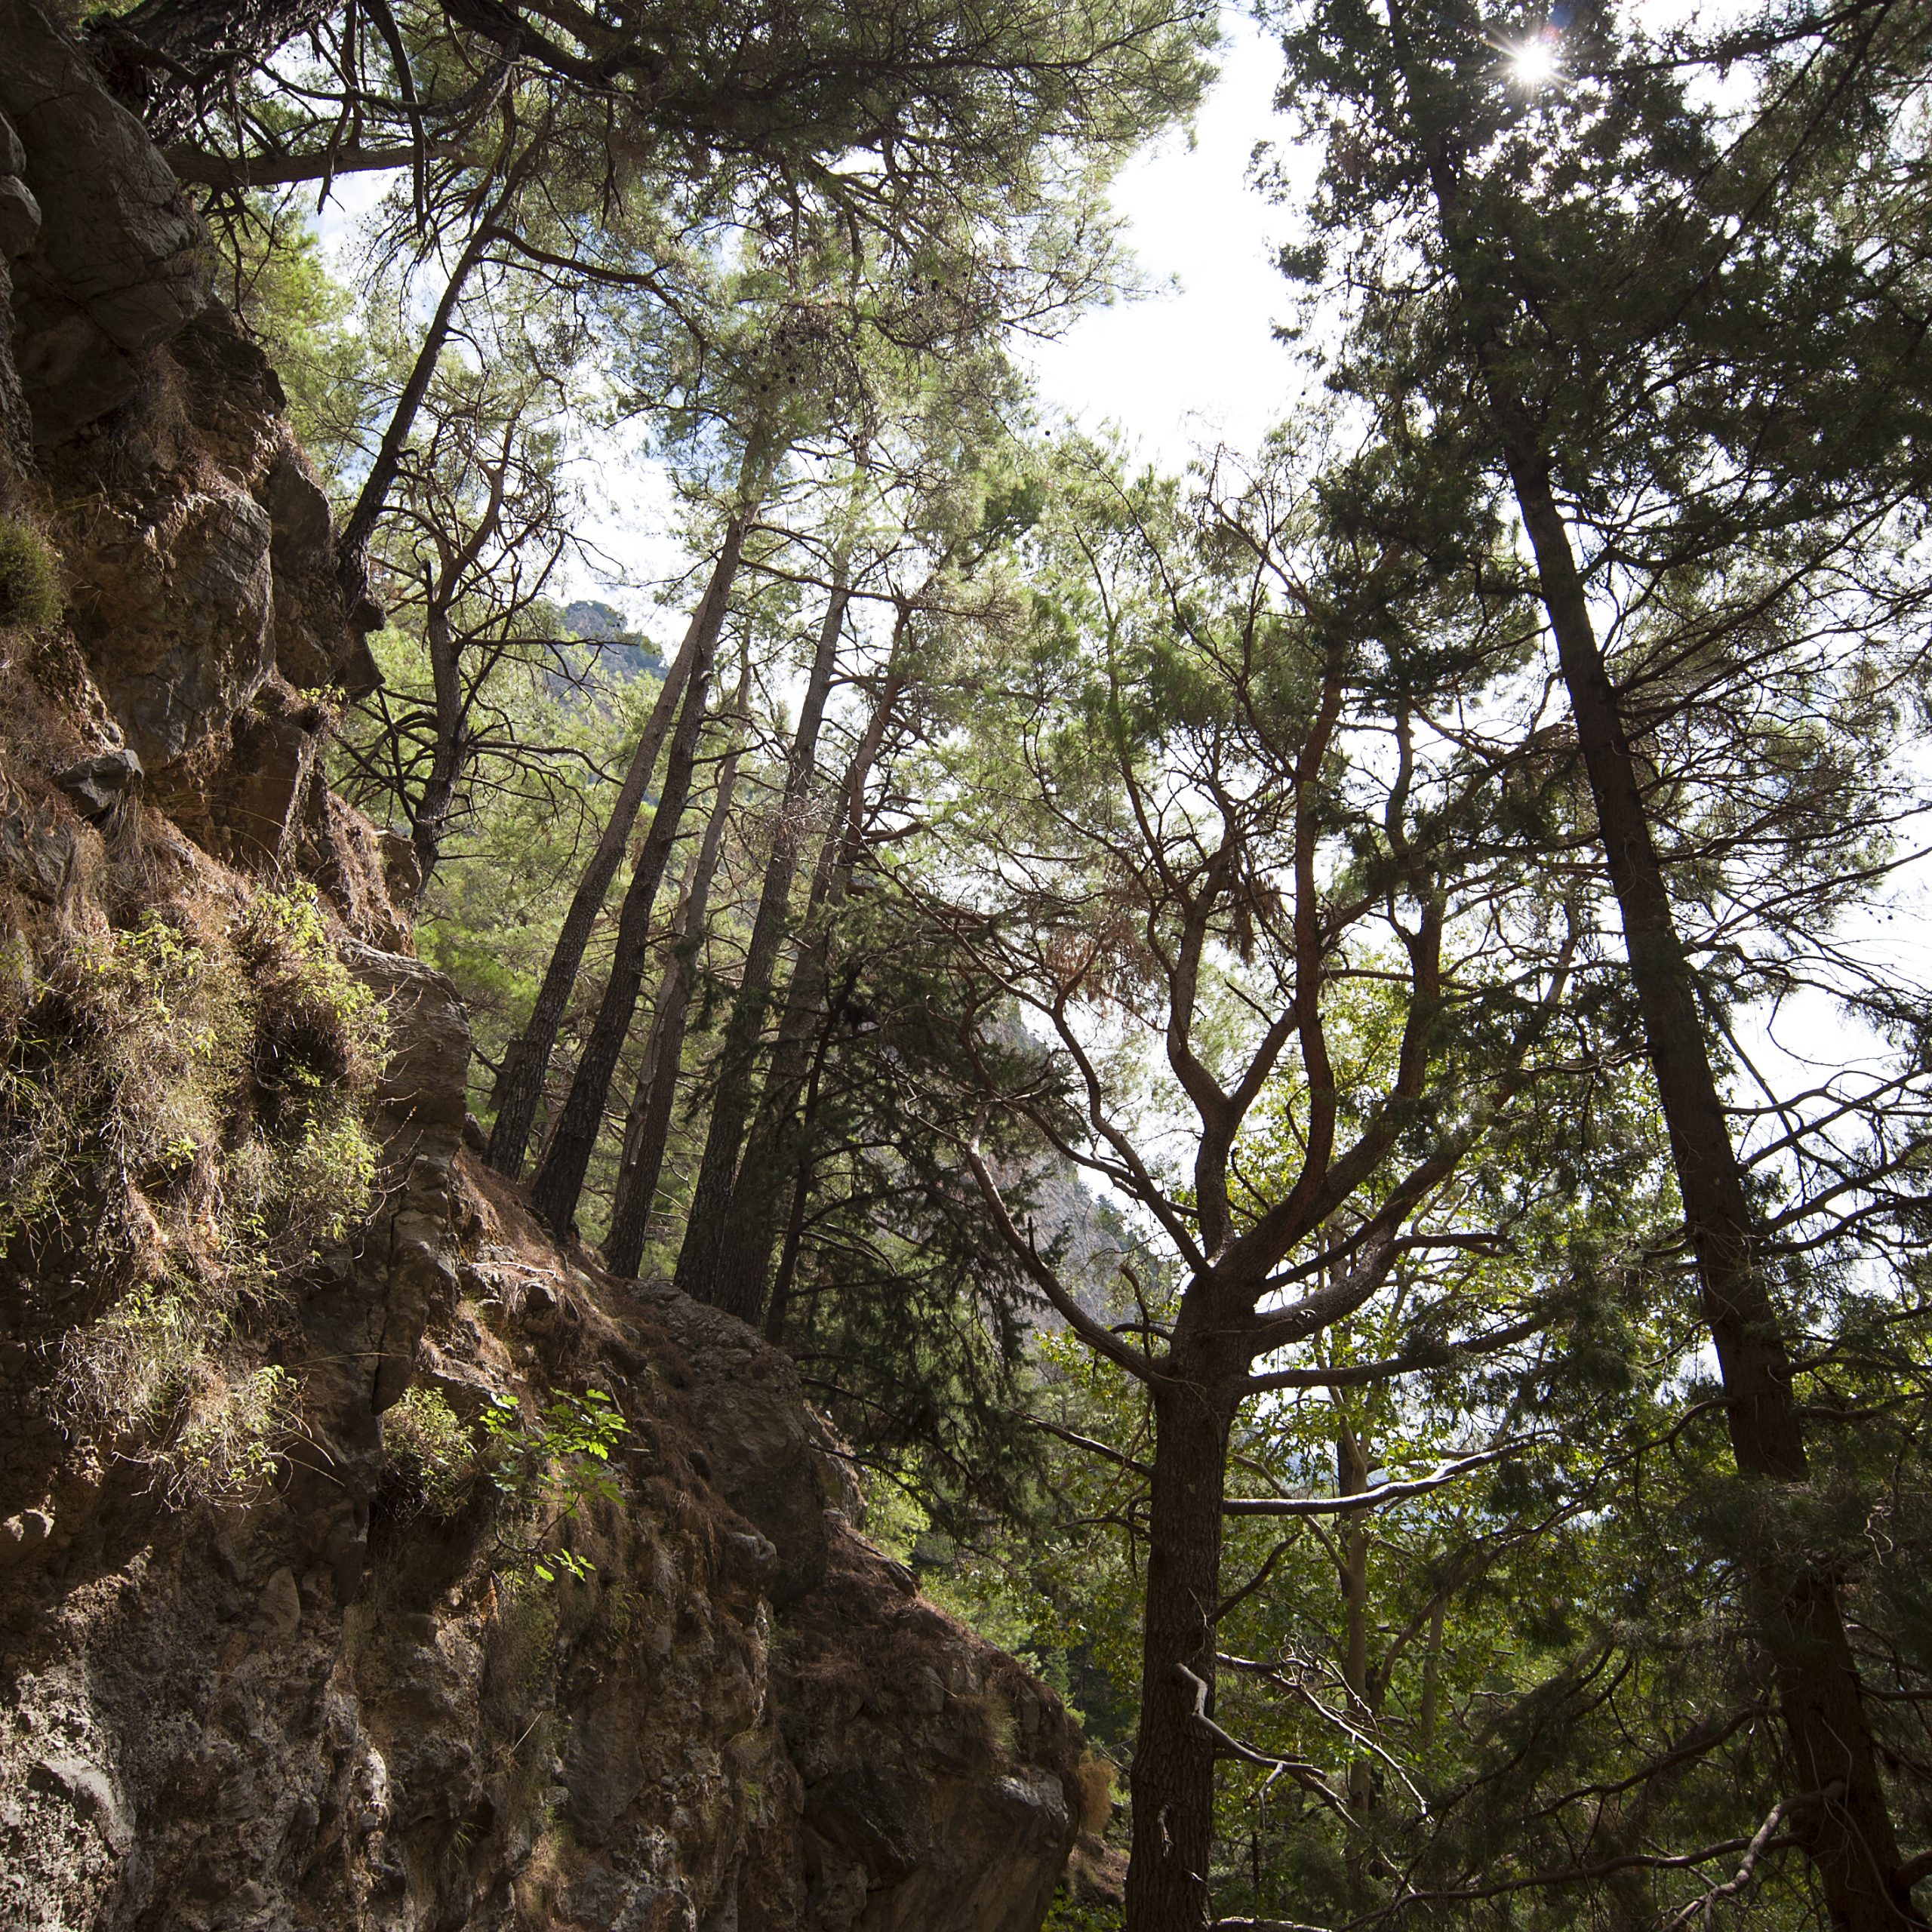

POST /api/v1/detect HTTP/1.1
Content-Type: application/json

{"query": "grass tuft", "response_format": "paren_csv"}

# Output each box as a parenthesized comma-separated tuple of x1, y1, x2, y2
(0, 520, 61, 634)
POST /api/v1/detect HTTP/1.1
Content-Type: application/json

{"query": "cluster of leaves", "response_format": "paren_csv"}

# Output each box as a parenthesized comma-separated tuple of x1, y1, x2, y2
(478, 1386, 628, 1583)
(380, 1382, 474, 1515)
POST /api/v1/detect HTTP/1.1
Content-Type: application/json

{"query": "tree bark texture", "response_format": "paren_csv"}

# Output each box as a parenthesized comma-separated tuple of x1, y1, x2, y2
(1381, 22, 1921, 1901)
(602, 678, 749, 1279)
(334, 154, 540, 603)
(700, 660, 907, 1322)
(486, 520, 743, 1177)
(760, 1016, 832, 1346)
(674, 571, 851, 1317)
(1125, 1362, 1235, 1932)
(527, 643, 716, 1238)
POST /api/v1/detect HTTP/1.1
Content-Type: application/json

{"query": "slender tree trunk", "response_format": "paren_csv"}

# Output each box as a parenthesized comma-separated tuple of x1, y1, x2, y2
(409, 601, 464, 890)
(761, 1017, 832, 1346)
(1338, 1423, 1373, 1909)
(1506, 454, 1917, 1927)
(602, 669, 751, 1278)
(487, 520, 744, 1176)
(527, 645, 716, 1238)
(335, 152, 538, 601)
(1125, 1357, 1235, 1932)
(1418, 1596, 1445, 1755)
(674, 569, 851, 1317)
(701, 660, 909, 1321)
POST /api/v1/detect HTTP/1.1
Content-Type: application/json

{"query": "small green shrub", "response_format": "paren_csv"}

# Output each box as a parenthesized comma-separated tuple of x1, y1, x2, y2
(59, 1284, 217, 1434)
(382, 1383, 474, 1515)
(168, 1363, 292, 1504)
(481, 1388, 627, 1584)
(0, 519, 61, 633)
(1043, 1892, 1123, 1932)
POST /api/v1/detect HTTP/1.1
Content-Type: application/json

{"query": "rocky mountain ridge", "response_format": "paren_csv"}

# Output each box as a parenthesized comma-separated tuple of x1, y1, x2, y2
(0, 5, 1094, 1924)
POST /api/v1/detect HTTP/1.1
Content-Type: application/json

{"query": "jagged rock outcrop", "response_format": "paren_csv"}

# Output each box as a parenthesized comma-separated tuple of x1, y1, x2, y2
(0, 8, 1089, 1927)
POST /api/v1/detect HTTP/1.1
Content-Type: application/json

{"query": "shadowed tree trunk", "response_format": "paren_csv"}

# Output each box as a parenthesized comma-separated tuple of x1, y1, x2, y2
(602, 660, 752, 1278)
(674, 562, 851, 1315)
(1509, 450, 1916, 1928)
(702, 652, 909, 1323)
(759, 1013, 831, 1346)
(1127, 1346, 1238, 1932)
(527, 640, 717, 1237)
(1338, 1420, 1373, 1909)
(487, 517, 746, 1177)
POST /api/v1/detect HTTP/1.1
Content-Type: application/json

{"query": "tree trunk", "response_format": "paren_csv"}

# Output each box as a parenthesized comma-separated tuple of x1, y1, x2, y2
(1506, 451, 1918, 1930)
(409, 600, 465, 891)
(1418, 1596, 1445, 1756)
(1338, 1422, 1373, 1909)
(700, 660, 909, 1321)
(761, 1016, 832, 1346)
(1125, 1362, 1234, 1932)
(673, 570, 851, 1317)
(487, 519, 744, 1177)
(602, 669, 750, 1279)
(335, 150, 540, 603)
(527, 645, 716, 1238)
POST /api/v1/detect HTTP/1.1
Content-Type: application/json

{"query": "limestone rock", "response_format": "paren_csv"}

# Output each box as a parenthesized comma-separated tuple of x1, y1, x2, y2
(631, 1282, 831, 1607)
(207, 681, 321, 866)
(0, 0, 207, 445)
(258, 445, 377, 695)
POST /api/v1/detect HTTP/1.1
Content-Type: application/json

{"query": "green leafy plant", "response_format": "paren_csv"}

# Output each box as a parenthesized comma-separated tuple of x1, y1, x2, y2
(380, 1383, 474, 1515)
(57, 1285, 298, 1504)
(480, 1387, 627, 1584)
(168, 1363, 292, 1504)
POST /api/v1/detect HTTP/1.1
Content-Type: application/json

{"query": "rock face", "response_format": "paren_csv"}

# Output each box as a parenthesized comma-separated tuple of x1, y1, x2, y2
(0, 9, 1088, 1930)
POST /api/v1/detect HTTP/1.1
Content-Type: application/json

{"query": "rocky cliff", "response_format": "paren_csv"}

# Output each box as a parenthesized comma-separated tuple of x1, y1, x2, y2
(0, 6, 1089, 1925)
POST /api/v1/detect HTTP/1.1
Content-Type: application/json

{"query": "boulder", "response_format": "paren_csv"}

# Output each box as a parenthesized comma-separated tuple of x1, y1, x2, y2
(54, 747, 141, 826)
(0, 0, 207, 443)
(630, 1282, 832, 1607)
(65, 483, 275, 768)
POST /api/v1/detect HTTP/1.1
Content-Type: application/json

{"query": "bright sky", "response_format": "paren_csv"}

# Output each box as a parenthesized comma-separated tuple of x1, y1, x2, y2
(1024, 14, 1307, 467)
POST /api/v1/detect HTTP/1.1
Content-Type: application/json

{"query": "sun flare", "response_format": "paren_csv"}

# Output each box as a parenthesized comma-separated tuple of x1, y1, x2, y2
(1509, 33, 1560, 86)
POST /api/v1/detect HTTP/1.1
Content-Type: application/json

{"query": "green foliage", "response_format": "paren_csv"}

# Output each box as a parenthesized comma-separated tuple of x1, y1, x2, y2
(57, 1284, 298, 1504)
(12, 885, 385, 1502)
(1042, 1894, 1121, 1932)
(225, 199, 383, 491)
(169, 1363, 293, 1506)
(480, 1387, 628, 1584)
(381, 1383, 475, 1515)
(0, 518, 61, 633)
